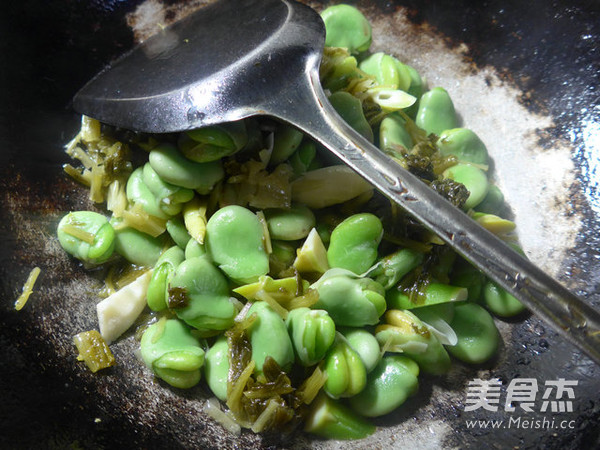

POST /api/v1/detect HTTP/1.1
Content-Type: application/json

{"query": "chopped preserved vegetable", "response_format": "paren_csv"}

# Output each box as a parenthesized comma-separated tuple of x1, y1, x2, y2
(14, 267, 41, 311)
(73, 330, 116, 373)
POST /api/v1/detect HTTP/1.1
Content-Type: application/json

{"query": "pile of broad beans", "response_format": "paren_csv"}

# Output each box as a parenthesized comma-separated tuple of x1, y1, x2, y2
(58, 4, 525, 440)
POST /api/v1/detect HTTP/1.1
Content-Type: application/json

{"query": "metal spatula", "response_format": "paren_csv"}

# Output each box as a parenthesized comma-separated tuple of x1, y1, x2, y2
(73, 0, 600, 364)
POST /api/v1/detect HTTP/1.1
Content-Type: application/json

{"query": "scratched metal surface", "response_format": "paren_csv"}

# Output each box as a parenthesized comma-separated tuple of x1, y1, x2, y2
(1, 0, 599, 449)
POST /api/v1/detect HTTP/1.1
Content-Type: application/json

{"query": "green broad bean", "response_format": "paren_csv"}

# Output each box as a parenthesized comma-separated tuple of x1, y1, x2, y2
(57, 211, 115, 264)
(304, 393, 375, 440)
(376, 310, 451, 375)
(269, 240, 296, 275)
(447, 302, 500, 364)
(339, 328, 380, 373)
(313, 271, 386, 327)
(367, 248, 424, 290)
(398, 333, 450, 375)
(451, 264, 486, 302)
(416, 87, 459, 136)
(483, 280, 526, 317)
(147, 264, 171, 311)
(147, 245, 185, 311)
(379, 113, 413, 154)
(327, 213, 383, 274)
(140, 318, 205, 389)
(405, 65, 424, 96)
(437, 128, 489, 165)
(348, 355, 419, 417)
(359, 52, 411, 91)
(166, 216, 191, 249)
(149, 143, 224, 193)
(142, 163, 194, 208)
(112, 220, 166, 267)
(475, 184, 505, 215)
(404, 64, 424, 118)
(180, 120, 248, 162)
(204, 336, 229, 401)
(184, 237, 206, 259)
(321, 4, 372, 54)
(247, 301, 295, 373)
(205, 205, 269, 284)
(286, 307, 336, 366)
(406, 304, 456, 348)
(430, 247, 457, 283)
(264, 204, 315, 241)
(169, 256, 238, 333)
(328, 91, 374, 142)
(443, 163, 489, 210)
(412, 302, 455, 327)
(322, 334, 367, 398)
(386, 282, 468, 310)
(288, 141, 316, 177)
(307, 156, 323, 171)
(270, 123, 304, 165)
(315, 222, 331, 245)
(126, 167, 172, 219)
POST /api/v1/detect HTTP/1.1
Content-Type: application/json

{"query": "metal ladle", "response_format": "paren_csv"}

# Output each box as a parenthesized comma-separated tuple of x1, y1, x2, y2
(73, 0, 600, 364)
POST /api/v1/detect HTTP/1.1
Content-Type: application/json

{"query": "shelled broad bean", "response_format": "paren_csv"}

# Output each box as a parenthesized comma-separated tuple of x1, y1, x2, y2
(58, 3, 526, 441)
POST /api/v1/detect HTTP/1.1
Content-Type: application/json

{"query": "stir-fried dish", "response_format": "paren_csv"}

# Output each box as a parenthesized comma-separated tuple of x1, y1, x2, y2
(56, 4, 525, 440)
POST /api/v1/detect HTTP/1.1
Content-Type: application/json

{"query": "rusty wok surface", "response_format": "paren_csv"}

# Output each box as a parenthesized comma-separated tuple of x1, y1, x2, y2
(1, 0, 599, 448)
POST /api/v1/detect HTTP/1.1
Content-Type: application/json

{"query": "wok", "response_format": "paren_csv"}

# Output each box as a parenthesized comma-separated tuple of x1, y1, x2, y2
(1, 0, 598, 448)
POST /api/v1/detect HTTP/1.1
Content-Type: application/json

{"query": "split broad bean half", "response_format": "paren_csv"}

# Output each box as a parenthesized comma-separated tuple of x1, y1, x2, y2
(57, 3, 527, 441)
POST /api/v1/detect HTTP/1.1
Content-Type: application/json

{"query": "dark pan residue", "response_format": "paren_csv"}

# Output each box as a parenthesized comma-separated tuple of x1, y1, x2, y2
(1, 1, 599, 449)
